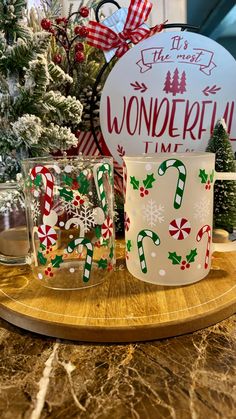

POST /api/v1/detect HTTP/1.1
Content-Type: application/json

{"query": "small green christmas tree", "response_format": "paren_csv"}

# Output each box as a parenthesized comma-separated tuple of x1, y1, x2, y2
(206, 118, 236, 232)
(0, 0, 83, 181)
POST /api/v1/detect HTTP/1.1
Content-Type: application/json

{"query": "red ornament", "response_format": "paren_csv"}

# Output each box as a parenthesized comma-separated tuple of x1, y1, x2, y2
(53, 54, 62, 64)
(78, 26, 89, 38)
(74, 26, 81, 35)
(75, 42, 84, 52)
(41, 18, 52, 31)
(75, 51, 85, 63)
(79, 6, 89, 18)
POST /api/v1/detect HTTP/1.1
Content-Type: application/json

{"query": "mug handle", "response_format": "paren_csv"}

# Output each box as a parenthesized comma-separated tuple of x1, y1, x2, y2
(212, 171, 236, 252)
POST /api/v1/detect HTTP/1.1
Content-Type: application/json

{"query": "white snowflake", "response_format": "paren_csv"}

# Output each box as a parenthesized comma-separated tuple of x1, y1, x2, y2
(78, 203, 96, 232)
(194, 197, 211, 222)
(31, 199, 41, 223)
(142, 200, 164, 227)
(62, 199, 80, 217)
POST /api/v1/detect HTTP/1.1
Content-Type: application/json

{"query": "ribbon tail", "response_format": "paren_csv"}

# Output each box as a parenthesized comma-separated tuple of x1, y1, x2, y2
(87, 21, 120, 51)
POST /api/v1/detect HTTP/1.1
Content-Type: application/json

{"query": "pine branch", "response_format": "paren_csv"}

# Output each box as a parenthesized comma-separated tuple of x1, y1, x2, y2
(42, 91, 83, 126)
(0, 32, 50, 76)
(48, 62, 73, 85)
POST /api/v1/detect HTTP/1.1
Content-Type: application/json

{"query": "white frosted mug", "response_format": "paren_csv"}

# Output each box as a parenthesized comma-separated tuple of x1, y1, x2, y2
(124, 152, 236, 286)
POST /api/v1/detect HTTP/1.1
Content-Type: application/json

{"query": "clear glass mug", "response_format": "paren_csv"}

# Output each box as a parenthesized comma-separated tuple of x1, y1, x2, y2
(124, 152, 236, 286)
(0, 156, 115, 290)
(0, 182, 29, 264)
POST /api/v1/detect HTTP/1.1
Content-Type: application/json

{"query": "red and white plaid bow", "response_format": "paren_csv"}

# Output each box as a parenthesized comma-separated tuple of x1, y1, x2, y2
(87, 0, 154, 58)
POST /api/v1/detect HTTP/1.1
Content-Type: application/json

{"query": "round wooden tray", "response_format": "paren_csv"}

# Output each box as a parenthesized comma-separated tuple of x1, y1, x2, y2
(0, 242, 235, 342)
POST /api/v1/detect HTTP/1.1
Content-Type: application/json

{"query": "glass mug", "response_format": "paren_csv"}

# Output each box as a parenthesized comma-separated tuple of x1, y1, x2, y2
(7, 156, 115, 290)
(0, 182, 29, 264)
(124, 152, 236, 286)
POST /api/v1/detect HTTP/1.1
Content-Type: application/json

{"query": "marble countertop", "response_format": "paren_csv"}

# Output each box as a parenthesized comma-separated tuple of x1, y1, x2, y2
(0, 316, 235, 419)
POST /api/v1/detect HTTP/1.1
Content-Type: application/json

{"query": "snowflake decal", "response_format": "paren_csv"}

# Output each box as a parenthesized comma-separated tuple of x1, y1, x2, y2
(142, 200, 164, 227)
(31, 199, 41, 224)
(78, 203, 96, 233)
(194, 197, 211, 222)
(61, 199, 80, 217)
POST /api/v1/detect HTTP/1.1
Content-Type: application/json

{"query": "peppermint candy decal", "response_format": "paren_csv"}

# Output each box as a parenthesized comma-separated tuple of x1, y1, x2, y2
(169, 218, 191, 240)
(101, 216, 113, 239)
(124, 212, 130, 231)
(158, 159, 186, 209)
(37, 224, 57, 247)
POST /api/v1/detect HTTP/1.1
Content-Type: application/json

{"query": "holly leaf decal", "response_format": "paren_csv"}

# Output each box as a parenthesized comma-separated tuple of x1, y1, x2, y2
(95, 225, 101, 239)
(143, 173, 155, 189)
(186, 248, 197, 263)
(130, 176, 139, 190)
(109, 245, 114, 259)
(209, 169, 214, 183)
(62, 174, 73, 187)
(38, 251, 47, 266)
(126, 240, 132, 252)
(168, 252, 182, 265)
(40, 243, 46, 251)
(59, 187, 73, 202)
(77, 172, 90, 195)
(98, 258, 108, 269)
(199, 169, 208, 184)
(34, 174, 42, 187)
(51, 255, 63, 268)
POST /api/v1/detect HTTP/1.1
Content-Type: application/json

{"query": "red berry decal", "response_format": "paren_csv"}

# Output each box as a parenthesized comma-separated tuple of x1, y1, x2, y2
(144, 189, 149, 195)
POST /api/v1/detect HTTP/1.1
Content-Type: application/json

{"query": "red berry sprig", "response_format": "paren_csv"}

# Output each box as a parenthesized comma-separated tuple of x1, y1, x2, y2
(79, 7, 90, 18)
(75, 51, 85, 63)
(53, 53, 62, 64)
(41, 18, 52, 30)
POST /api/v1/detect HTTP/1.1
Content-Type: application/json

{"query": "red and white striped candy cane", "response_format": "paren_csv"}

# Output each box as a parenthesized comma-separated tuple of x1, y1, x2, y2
(196, 225, 211, 269)
(31, 165, 54, 216)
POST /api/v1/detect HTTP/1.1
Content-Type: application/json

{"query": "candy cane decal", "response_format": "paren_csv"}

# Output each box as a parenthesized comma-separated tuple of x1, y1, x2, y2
(31, 165, 54, 216)
(93, 163, 112, 213)
(137, 229, 160, 274)
(67, 237, 93, 282)
(158, 159, 186, 209)
(65, 218, 85, 253)
(196, 225, 211, 269)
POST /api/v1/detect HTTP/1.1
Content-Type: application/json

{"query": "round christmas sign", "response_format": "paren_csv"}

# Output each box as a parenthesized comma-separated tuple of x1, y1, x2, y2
(100, 31, 236, 164)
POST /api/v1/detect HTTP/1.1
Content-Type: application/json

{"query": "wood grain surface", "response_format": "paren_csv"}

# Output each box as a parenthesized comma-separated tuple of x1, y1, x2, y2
(0, 241, 235, 342)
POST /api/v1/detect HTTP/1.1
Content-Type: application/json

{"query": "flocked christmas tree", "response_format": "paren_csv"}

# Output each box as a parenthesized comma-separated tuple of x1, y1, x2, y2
(206, 118, 236, 232)
(0, 0, 83, 181)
